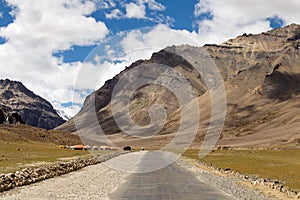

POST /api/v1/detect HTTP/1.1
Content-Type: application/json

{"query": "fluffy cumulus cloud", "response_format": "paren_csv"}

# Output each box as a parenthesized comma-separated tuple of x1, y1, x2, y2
(121, 25, 200, 53)
(125, 2, 146, 19)
(194, 0, 300, 44)
(0, 0, 109, 110)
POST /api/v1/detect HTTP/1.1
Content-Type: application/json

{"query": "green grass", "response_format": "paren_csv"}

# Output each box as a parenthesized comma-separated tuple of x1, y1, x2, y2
(184, 149, 300, 191)
(0, 141, 90, 174)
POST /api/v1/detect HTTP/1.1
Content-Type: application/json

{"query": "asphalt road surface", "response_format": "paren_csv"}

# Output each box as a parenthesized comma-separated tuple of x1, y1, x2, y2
(109, 151, 235, 200)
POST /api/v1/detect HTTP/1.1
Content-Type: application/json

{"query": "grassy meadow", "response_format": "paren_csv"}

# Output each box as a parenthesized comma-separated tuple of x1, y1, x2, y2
(0, 140, 90, 174)
(184, 149, 300, 191)
(0, 124, 92, 174)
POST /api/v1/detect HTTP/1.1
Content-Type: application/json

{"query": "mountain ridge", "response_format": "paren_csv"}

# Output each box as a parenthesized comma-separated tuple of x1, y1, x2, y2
(0, 79, 65, 129)
(58, 24, 300, 149)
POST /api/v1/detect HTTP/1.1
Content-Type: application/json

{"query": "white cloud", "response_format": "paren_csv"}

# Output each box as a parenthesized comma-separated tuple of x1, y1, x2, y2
(106, 0, 116, 8)
(0, 0, 109, 114)
(125, 2, 146, 19)
(141, 0, 165, 11)
(194, 0, 300, 44)
(102, 0, 167, 22)
(0, 12, 3, 18)
(105, 9, 123, 19)
(121, 25, 200, 54)
(1, 0, 108, 51)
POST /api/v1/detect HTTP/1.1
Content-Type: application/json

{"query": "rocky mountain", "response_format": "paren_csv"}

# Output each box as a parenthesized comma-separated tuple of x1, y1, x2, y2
(58, 24, 300, 149)
(0, 79, 65, 129)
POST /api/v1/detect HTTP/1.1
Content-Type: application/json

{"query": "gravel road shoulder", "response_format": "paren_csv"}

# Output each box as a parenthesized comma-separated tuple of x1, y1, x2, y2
(177, 157, 274, 200)
(0, 159, 131, 199)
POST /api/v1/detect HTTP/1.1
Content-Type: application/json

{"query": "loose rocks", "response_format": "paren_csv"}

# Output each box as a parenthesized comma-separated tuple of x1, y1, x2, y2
(0, 152, 127, 193)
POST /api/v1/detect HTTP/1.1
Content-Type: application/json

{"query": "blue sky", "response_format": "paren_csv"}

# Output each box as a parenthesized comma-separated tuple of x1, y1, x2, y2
(0, 1, 13, 26)
(0, 0, 13, 44)
(54, 0, 201, 63)
(0, 0, 299, 116)
(0, 0, 288, 63)
(43, 0, 285, 63)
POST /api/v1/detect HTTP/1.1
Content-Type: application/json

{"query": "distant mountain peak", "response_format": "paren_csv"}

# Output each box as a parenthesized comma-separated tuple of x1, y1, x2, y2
(0, 79, 65, 129)
(0, 79, 44, 101)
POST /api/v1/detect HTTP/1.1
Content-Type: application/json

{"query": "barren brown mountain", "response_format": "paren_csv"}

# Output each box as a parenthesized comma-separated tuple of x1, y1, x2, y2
(0, 79, 65, 129)
(58, 24, 300, 149)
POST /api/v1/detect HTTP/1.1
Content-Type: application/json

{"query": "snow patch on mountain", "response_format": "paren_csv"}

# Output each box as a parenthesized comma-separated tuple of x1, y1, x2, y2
(52, 102, 81, 120)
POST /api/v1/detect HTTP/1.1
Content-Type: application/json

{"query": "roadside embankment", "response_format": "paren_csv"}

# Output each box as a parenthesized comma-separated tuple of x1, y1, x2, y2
(0, 151, 128, 193)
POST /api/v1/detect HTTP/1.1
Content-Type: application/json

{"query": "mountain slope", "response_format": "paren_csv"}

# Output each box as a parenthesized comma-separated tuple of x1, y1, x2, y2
(0, 79, 65, 129)
(58, 24, 300, 148)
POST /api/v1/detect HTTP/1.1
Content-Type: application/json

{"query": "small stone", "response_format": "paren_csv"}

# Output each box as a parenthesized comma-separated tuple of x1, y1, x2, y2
(274, 180, 280, 184)
(0, 184, 4, 192)
(4, 184, 12, 191)
(253, 181, 258, 186)
(23, 180, 30, 185)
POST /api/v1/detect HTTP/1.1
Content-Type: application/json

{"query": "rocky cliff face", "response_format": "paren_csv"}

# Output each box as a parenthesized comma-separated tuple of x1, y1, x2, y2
(0, 79, 65, 129)
(58, 24, 300, 148)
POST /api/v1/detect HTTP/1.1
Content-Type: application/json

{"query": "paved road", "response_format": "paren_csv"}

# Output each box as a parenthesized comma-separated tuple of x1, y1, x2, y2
(109, 151, 235, 200)
(1, 151, 237, 200)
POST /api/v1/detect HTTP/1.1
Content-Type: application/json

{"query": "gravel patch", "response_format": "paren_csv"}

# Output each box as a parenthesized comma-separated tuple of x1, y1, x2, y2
(0, 158, 131, 200)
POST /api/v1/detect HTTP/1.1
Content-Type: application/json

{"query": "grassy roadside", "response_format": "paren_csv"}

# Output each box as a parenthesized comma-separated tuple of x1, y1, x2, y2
(0, 124, 103, 174)
(184, 149, 300, 191)
(0, 140, 91, 174)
